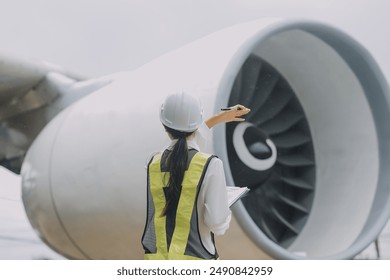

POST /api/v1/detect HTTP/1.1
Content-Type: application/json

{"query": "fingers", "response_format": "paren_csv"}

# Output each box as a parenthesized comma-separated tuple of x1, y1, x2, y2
(221, 104, 250, 112)
(235, 104, 247, 110)
(235, 106, 250, 122)
(217, 104, 251, 124)
(235, 110, 250, 116)
(232, 104, 251, 116)
(235, 104, 250, 112)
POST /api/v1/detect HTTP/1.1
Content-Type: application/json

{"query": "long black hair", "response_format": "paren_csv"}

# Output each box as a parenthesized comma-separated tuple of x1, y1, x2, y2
(161, 125, 194, 217)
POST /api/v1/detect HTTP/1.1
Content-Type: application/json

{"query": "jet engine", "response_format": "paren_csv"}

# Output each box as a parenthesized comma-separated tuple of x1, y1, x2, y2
(21, 18, 390, 259)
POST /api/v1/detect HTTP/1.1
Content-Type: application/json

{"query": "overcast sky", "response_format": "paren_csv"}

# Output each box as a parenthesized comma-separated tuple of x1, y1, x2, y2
(1, 0, 390, 259)
(1, 0, 389, 77)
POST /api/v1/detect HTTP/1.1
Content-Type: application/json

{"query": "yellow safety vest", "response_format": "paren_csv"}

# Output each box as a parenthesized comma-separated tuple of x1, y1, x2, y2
(142, 149, 218, 260)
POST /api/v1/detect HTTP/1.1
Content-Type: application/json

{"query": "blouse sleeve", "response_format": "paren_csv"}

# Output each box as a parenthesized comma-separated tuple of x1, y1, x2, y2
(202, 157, 232, 235)
(194, 122, 211, 152)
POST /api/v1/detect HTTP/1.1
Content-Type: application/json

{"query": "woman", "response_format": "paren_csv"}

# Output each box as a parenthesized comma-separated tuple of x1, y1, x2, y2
(142, 92, 250, 260)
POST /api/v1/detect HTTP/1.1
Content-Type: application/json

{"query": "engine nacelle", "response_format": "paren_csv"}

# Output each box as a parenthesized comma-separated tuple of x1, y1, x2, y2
(21, 18, 390, 259)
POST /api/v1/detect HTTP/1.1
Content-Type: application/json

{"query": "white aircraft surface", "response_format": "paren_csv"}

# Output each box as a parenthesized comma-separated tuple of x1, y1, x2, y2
(1, 0, 390, 260)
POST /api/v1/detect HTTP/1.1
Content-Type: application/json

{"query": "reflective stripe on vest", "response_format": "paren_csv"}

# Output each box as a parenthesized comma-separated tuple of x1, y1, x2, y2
(143, 150, 217, 260)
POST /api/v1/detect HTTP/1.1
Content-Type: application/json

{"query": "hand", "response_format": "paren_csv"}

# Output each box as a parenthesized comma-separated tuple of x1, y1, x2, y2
(205, 104, 251, 128)
(219, 104, 251, 123)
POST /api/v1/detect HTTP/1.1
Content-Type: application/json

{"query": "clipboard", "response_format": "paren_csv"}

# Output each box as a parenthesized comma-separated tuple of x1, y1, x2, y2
(227, 186, 250, 207)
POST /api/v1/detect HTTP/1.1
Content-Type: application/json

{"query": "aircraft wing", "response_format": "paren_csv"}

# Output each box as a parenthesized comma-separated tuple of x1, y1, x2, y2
(0, 54, 87, 174)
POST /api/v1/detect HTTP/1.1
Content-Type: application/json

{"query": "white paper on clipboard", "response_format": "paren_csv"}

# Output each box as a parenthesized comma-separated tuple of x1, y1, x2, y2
(227, 186, 250, 207)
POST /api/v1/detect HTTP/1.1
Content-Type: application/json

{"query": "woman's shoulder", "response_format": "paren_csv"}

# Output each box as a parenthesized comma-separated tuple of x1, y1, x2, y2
(196, 153, 223, 171)
(195, 151, 221, 161)
(144, 151, 163, 168)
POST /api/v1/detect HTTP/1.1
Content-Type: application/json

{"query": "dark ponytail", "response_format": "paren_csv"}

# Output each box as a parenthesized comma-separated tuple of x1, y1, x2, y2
(161, 125, 194, 217)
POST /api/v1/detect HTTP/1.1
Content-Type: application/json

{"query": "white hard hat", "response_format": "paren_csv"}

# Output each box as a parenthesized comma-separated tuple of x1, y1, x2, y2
(160, 92, 203, 132)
